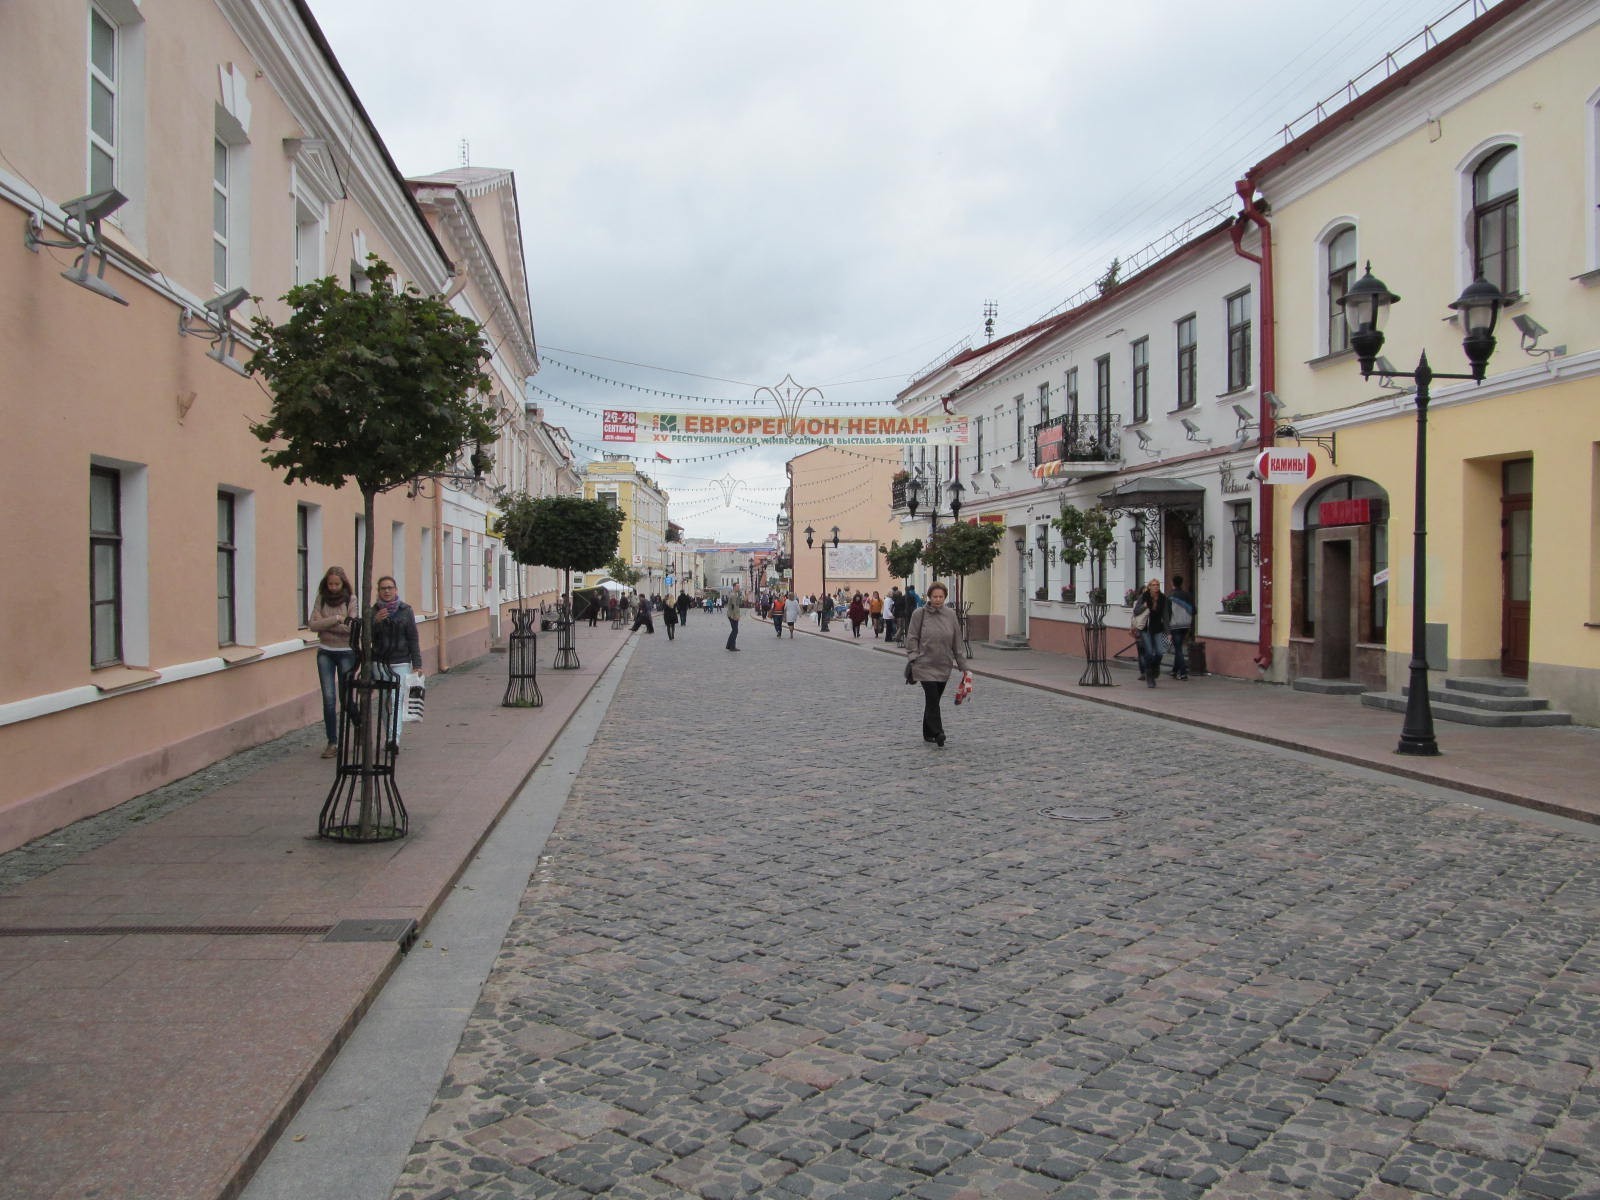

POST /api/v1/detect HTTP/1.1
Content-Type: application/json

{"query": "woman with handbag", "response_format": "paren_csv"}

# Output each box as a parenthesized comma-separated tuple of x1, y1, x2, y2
(904, 581, 970, 747)
(1131, 578, 1171, 689)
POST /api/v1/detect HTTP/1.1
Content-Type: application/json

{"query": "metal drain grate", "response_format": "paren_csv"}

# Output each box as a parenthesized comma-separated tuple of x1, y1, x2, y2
(323, 918, 418, 949)
(0, 923, 332, 938)
(1039, 805, 1126, 822)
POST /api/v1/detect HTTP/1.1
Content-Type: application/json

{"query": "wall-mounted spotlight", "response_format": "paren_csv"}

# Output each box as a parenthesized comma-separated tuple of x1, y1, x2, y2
(1132, 428, 1159, 457)
(1512, 313, 1565, 360)
(1265, 391, 1285, 417)
(1230, 403, 1255, 427)
(24, 188, 130, 305)
(179, 286, 251, 373)
(1179, 417, 1211, 445)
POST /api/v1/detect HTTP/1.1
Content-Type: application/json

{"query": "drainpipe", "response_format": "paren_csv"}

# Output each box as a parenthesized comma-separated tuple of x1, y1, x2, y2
(1232, 175, 1275, 672)
(433, 481, 450, 671)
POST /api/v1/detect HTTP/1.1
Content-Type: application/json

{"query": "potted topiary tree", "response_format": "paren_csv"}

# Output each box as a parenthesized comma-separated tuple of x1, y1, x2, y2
(1053, 502, 1117, 686)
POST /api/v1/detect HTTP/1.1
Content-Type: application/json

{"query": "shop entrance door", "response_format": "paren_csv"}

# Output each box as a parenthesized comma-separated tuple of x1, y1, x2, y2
(1500, 459, 1532, 678)
(1317, 538, 1353, 679)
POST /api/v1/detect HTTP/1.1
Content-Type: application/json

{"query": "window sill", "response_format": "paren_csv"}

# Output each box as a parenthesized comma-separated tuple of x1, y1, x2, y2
(1215, 611, 1255, 622)
(1574, 268, 1600, 288)
(219, 644, 264, 666)
(1215, 386, 1255, 401)
(91, 665, 161, 693)
(1306, 348, 1355, 370)
(1166, 404, 1198, 417)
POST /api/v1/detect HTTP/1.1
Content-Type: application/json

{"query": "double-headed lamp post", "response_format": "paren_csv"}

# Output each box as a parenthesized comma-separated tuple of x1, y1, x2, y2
(803, 525, 840, 627)
(1337, 264, 1505, 757)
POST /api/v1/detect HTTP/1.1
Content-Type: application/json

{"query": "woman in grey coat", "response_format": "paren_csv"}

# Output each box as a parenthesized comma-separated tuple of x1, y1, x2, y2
(904, 581, 970, 747)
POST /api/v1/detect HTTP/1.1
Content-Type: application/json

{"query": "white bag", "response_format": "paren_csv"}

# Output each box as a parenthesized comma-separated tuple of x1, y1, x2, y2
(400, 671, 426, 722)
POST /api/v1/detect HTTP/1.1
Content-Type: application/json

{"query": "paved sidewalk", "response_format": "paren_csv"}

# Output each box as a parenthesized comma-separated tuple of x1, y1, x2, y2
(808, 621, 1599, 825)
(0, 623, 631, 1200)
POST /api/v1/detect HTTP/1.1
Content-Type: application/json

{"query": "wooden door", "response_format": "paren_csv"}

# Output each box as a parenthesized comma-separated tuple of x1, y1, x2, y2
(1500, 459, 1532, 678)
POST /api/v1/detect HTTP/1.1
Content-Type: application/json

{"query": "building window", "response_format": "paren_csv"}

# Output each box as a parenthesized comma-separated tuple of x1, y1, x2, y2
(90, 466, 122, 666)
(88, 6, 118, 194)
(1472, 146, 1519, 297)
(1131, 337, 1149, 424)
(217, 491, 237, 645)
(974, 415, 984, 473)
(1325, 226, 1357, 354)
(1094, 355, 1111, 430)
(391, 521, 406, 602)
(1226, 290, 1252, 392)
(1175, 315, 1196, 410)
(1037, 382, 1049, 427)
(421, 527, 434, 612)
(212, 136, 230, 289)
(1064, 368, 1078, 424)
(296, 506, 310, 627)
(1230, 501, 1253, 609)
(1016, 394, 1026, 460)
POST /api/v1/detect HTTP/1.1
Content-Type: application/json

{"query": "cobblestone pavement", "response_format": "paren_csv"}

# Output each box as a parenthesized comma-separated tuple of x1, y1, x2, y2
(389, 627, 1600, 1200)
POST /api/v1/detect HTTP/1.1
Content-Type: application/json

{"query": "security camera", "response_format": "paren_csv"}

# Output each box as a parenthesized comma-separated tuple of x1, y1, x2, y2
(60, 188, 128, 225)
(1134, 428, 1152, 447)
(1180, 418, 1201, 435)
(1511, 314, 1547, 340)
(1231, 404, 1254, 425)
(1265, 391, 1285, 416)
(204, 286, 250, 317)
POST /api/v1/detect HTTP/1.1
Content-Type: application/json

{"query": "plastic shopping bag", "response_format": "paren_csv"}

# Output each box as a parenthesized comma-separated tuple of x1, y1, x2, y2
(953, 671, 974, 706)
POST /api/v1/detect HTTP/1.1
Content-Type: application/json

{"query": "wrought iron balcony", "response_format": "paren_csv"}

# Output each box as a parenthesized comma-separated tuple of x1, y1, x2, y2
(1031, 413, 1123, 478)
(892, 478, 910, 510)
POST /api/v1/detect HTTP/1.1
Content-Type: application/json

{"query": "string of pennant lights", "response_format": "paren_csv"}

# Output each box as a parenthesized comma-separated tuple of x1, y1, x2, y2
(543, 355, 898, 408)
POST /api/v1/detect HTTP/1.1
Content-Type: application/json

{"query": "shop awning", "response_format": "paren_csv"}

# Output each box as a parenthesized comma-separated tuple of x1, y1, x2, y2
(1097, 476, 1205, 511)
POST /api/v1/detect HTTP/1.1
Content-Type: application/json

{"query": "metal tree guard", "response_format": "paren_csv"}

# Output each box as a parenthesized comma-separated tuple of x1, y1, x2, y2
(1079, 551, 1113, 687)
(319, 672, 408, 842)
(553, 570, 580, 669)
(502, 608, 542, 707)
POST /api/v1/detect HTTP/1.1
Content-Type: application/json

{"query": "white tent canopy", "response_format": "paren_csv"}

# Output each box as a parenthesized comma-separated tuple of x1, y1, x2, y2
(597, 579, 635, 593)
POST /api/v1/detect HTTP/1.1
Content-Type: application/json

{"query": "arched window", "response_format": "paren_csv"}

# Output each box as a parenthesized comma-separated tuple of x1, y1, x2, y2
(1472, 146, 1519, 295)
(1325, 226, 1357, 354)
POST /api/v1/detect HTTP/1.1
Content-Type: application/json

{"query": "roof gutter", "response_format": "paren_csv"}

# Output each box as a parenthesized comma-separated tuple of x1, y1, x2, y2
(1231, 176, 1275, 673)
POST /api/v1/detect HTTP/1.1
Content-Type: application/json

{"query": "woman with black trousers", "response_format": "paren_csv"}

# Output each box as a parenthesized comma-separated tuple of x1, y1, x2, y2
(904, 582, 970, 747)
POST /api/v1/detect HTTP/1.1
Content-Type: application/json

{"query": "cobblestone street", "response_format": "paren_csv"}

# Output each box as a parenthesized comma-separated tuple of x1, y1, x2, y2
(389, 627, 1600, 1200)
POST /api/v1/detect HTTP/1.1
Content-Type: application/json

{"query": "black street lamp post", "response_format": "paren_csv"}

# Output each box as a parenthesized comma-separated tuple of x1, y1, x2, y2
(1338, 264, 1505, 756)
(804, 525, 840, 630)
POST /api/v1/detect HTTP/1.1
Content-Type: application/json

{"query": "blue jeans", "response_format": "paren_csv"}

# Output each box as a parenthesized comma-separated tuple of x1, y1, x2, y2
(1137, 630, 1164, 678)
(1169, 628, 1189, 677)
(316, 648, 355, 744)
(726, 618, 740, 649)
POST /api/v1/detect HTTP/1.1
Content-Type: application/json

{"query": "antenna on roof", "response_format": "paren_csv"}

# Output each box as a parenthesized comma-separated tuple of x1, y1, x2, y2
(983, 300, 997, 343)
(459, 138, 471, 168)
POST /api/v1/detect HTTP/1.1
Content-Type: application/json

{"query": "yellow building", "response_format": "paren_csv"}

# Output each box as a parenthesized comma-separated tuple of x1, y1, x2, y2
(580, 460, 670, 595)
(1245, 0, 1600, 724)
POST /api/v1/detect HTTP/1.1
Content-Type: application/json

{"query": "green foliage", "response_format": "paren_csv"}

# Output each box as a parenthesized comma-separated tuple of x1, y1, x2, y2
(1096, 257, 1121, 297)
(247, 256, 495, 498)
(1052, 503, 1115, 569)
(506, 494, 626, 574)
(605, 556, 642, 587)
(921, 521, 1004, 581)
(880, 538, 923, 581)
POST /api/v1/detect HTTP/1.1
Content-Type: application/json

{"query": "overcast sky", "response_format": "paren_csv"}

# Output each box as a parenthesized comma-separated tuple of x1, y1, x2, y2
(311, 0, 1470, 543)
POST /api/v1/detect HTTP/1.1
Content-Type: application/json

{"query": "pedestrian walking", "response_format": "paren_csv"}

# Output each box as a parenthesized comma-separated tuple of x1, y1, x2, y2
(1131, 577, 1171, 688)
(891, 586, 913, 642)
(725, 586, 742, 651)
(904, 581, 970, 747)
(587, 592, 600, 627)
(1167, 574, 1195, 680)
(631, 596, 655, 635)
(883, 586, 901, 643)
(307, 566, 356, 758)
(848, 593, 867, 638)
(370, 575, 422, 750)
(870, 591, 884, 638)
(676, 591, 691, 627)
(783, 593, 800, 637)
(772, 595, 786, 637)
(662, 597, 678, 640)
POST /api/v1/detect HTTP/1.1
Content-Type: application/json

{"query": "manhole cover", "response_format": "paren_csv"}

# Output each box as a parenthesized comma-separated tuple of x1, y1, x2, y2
(1040, 805, 1126, 822)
